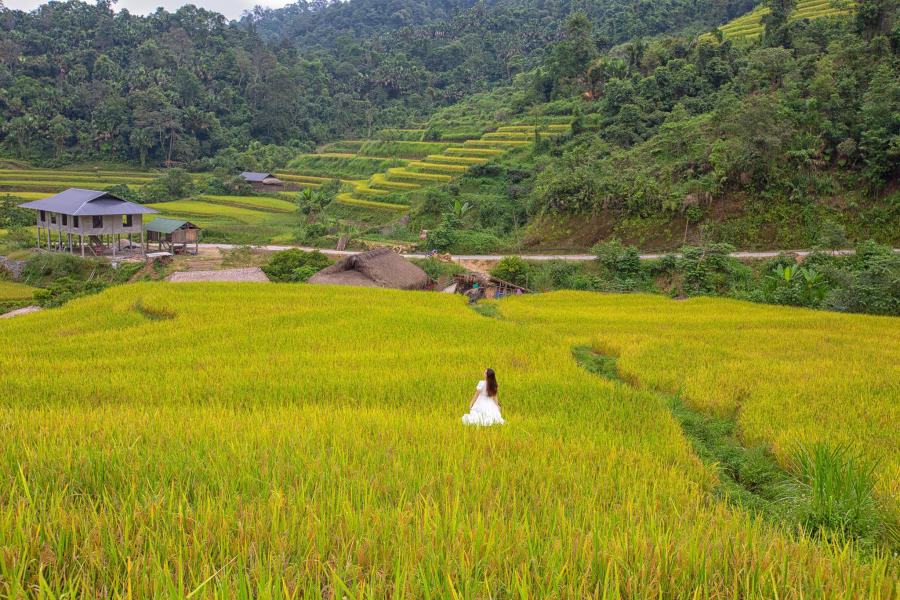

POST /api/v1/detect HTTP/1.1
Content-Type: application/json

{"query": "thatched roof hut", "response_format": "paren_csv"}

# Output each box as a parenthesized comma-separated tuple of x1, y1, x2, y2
(308, 246, 428, 290)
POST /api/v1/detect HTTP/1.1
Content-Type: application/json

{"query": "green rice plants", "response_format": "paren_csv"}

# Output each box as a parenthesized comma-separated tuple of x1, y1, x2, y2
(386, 168, 452, 183)
(357, 140, 449, 159)
(785, 443, 896, 548)
(197, 195, 299, 213)
(368, 173, 421, 191)
(352, 185, 392, 196)
(318, 140, 365, 153)
(444, 147, 505, 157)
(423, 154, 488, 165)
(482, 131, 531, 140)
(335, 192, 409, 210)
(463, 139, 530, 148)
(284, 155, 406, 179)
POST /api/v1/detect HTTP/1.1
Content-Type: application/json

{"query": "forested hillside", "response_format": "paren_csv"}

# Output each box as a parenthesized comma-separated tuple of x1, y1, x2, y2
(243, 0, 757, 49)
(0, 0, 755, 168)
(0, 0, 897, 251)
(406, 2, 900, 250)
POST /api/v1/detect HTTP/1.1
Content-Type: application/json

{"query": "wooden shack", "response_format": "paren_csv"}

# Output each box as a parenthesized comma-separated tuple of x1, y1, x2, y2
(240, 171, 284, 192)
(18, 188, 159, 257)
(450, 273, 529, 299)
(143, 218, 201, 254)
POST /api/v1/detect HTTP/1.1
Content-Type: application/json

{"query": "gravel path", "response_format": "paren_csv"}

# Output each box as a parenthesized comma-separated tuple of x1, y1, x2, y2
(166, 268, 270, 282)
(0, 305, 43, 319)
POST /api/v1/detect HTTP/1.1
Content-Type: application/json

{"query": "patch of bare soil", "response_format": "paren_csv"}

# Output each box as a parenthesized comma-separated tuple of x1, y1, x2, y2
(458, 259, 498, 273)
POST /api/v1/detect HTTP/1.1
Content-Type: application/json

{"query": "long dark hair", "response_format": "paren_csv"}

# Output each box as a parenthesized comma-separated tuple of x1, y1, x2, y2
(485, 368, 498, 398)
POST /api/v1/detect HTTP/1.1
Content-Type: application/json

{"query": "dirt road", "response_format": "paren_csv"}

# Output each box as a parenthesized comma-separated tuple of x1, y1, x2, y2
(198, 244, 894, 262)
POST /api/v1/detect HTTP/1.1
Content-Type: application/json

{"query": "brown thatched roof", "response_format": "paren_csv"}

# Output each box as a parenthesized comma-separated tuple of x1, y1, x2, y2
(307, 246, 428, 290)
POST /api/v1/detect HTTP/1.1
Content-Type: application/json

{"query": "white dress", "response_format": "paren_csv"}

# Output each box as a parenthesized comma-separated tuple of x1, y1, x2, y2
(462, 380, 505, 426)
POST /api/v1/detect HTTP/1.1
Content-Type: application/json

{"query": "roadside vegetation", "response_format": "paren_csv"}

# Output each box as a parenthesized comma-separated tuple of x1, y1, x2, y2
(487, 237, 900, 316)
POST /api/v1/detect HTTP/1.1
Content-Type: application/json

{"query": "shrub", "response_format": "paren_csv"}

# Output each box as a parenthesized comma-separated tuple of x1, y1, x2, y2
(0, 196, 38, 228)
(141, 168, 194, 203)
(677, 243, 751, 295)
(262, 249, 331, 282)
(823, 240, 900, 316)
(104, 184, 141, 204)
(592, 239, 643, 280)
(491, 257, 531, 287)
(22, 253, 86, 283)
(416, 257, 465, 280)
(299, 223, 329, 245)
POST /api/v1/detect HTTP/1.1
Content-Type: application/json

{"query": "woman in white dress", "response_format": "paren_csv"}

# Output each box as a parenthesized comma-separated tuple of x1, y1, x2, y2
(462, 368, 505, 426)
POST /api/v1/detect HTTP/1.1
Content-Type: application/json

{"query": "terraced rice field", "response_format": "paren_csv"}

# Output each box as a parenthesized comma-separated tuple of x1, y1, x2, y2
(0, 285, 897, 596)
(0, 120, 573, 244)
(279, 123, 571, 222)
(702, 0, 855, 41)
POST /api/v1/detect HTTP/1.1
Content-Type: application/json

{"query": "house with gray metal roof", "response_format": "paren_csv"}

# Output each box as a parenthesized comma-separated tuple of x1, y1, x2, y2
(18, 188, 158, 257)
(239, 171, 284, 191)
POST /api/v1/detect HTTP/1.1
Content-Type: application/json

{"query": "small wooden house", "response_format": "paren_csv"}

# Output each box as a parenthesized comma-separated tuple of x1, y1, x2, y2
(18, 188, 158, 257)
(240, 171, 284, 192)
(143, 218, 201, 254)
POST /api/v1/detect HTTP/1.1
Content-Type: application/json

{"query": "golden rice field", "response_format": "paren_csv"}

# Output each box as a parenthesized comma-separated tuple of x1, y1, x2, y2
(0, 281, 36, 301)
(0, 284, 898, 597)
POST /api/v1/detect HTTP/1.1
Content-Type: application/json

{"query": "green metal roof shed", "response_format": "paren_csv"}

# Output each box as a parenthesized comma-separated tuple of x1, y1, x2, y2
(144, 218, 194, 234)
(143, 218, 201, 253)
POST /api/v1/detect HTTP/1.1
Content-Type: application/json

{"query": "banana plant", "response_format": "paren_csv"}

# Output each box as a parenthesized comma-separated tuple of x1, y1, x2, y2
(448, 198, 472, 218)
(798, 266, 828, 305)
(772, 263, 798, 283)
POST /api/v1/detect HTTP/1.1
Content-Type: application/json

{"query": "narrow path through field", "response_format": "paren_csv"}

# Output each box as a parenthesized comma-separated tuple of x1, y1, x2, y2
(0, 305, 42, 319)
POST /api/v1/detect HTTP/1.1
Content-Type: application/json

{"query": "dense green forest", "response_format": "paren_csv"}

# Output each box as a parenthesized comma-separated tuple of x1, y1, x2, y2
(0, 0, 756, 167)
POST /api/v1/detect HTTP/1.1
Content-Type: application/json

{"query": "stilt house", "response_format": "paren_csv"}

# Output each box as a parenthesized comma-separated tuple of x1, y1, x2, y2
(18, 188, 158, 257)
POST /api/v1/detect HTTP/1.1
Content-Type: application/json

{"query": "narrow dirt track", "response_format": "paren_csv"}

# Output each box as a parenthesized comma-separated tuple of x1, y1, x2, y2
(198, 244, 898, 262)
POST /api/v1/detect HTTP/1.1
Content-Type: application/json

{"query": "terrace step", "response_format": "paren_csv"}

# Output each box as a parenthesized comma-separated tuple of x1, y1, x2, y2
(335, 192, 409, 211)
(482, 132, 531, 140)
(463, 139, 530, 148)
(444, 147, 505, 157)
(406, 161, 468, 175)
(423, 154, 489, 165)
(386, 168, 452, 183)
(353, 185, 392, 196)
(369, 173, 421, 191)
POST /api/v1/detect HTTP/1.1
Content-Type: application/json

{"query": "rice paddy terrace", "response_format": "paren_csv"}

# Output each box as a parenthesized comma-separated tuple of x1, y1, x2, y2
(702, 0, 855, 42)
(280, 118, 571, 214)
(0, 284, 898, 596)
(1, 119, 571, 244)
